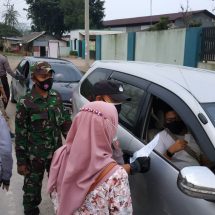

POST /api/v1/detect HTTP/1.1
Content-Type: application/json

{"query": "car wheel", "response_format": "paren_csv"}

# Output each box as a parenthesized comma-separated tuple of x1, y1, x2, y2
(10, 83, 17, 103)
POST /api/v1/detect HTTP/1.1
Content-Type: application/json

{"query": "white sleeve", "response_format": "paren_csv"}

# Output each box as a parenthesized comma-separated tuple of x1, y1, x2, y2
(155, 132, 168, 154)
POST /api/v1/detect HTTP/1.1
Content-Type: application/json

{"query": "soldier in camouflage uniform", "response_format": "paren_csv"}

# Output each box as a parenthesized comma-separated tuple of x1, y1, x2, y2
(15, 61, 71, 215)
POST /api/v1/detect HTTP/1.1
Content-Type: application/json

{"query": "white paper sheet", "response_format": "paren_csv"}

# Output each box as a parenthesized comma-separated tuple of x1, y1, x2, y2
(130, 135, 159, 163)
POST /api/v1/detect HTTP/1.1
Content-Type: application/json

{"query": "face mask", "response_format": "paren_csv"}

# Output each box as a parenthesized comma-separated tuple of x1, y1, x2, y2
(115, 104, 121, 114)
(165, 121, 185, 135)
(36, 78, 53, 91)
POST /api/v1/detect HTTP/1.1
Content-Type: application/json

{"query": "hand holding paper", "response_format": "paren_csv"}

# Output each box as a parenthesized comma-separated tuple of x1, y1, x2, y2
(130, 135, 159, 163)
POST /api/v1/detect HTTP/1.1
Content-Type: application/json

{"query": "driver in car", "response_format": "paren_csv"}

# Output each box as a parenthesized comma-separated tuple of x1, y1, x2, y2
(155, 108, 201, 169)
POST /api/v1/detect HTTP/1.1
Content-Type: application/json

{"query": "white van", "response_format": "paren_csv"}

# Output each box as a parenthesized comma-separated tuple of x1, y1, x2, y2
(72, 61, 215, 215)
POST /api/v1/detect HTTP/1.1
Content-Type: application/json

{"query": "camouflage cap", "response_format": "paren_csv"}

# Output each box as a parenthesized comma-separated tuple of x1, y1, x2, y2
(30, 61, 54, 75)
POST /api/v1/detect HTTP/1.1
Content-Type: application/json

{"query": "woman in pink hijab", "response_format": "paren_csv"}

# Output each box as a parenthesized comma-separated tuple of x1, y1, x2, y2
(47, 101, 132, 215)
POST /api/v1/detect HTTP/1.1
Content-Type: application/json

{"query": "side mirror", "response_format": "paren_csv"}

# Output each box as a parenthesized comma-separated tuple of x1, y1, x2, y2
(177, 166, 215, 201)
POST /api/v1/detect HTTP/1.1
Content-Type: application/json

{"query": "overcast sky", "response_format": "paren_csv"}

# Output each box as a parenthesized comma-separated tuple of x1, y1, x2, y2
(104, 0, 215, 20)
(0, 0, 214, 24)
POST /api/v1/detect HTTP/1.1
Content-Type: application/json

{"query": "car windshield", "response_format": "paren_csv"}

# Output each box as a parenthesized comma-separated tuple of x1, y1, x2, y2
(202, 102, 215, 127)
(50, 63, 82, 83)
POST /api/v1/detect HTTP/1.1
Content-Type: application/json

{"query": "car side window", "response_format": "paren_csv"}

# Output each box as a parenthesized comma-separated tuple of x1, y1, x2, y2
(112, 80, 145, 132)
(80, 68, 112, 101)
(23, 62, 30, 78)
(143, 96, 213, 170)
(17, 59, 27, 74)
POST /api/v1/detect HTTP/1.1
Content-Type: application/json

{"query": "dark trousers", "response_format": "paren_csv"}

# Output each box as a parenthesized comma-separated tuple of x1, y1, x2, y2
(0, 75, 10, 108)
(23, 157, 52, 215)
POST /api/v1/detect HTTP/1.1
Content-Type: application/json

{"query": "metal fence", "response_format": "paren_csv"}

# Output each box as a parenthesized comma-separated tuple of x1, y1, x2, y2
(201, 27, 215, 61)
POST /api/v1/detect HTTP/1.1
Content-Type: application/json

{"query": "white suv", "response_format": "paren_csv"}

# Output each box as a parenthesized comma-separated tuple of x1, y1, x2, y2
(72, 61, 215, 215)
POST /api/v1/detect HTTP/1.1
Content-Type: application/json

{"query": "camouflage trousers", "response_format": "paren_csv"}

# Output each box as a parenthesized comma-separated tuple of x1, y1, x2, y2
(23, 157, 52, 214)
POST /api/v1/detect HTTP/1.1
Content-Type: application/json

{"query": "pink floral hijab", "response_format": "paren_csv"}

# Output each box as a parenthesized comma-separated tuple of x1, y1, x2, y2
(47, 101, 119, 215)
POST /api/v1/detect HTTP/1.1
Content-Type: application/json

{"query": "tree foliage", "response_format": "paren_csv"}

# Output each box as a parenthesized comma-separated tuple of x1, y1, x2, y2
(60, 0, 84, 29)
(25, 0, 105, 36)
(60, 0, 105, 30)
(25, 0, 66, 38)
(149, 17, 170, 31)
(2, 4, 20, 27)
(89, 0, 105, 29)
(0, 23, 22, 37)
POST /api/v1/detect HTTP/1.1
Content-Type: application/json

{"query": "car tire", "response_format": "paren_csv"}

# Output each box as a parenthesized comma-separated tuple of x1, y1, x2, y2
(10, 84, 17, 103)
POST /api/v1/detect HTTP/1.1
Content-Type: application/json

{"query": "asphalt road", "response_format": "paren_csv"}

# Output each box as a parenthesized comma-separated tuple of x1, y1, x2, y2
(0, 56, 54, 215)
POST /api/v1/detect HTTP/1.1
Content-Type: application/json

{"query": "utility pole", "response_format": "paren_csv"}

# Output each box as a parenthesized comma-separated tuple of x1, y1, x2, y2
(150, 0, 152, 27)
(85, 0, 90, 67)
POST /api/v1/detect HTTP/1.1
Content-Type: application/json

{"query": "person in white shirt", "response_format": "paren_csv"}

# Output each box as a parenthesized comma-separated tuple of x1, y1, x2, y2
(155, 109, 201, 169)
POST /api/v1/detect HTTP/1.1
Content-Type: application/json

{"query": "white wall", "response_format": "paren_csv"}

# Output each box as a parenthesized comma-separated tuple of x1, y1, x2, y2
(59, 40, 67, 47)
(101, 35, 116, 60)
(99, 28, 187, 65)
(60, 47, 70, 57)
(135, 29, 186, 65)
(116, 34, 127, 60)
(101, 34, 127, 60)
(70, 30, 82, 40)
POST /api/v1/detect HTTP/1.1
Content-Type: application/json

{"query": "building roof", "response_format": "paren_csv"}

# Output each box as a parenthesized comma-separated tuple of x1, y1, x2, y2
(79, 30, 123, 36)
(70, 29, 123, 36)
(103, 10, 215, 27)
(2, 37, 22, 41)
(21, 31, 46, 44)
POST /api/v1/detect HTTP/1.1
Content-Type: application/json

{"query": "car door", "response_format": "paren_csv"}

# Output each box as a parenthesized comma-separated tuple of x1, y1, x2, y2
(12, 59, 29, 101)
(128, 82, 215, 215)
(106, 73, 162, 214)
(75, 67, 215, 214)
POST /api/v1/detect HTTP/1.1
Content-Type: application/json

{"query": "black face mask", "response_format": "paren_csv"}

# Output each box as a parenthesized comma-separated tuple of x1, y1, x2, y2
(36, 78, 53, 91)
(115, 104, 121, 114)
(165, 121, 185, 135)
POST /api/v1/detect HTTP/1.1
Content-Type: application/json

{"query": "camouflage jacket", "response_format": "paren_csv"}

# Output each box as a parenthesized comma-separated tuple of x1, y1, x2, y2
(15, 87, 71, 165)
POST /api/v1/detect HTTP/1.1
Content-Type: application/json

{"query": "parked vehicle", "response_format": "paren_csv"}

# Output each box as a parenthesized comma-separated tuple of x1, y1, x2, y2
(11, 57, 82, 113)
(72, 61, 215, 215)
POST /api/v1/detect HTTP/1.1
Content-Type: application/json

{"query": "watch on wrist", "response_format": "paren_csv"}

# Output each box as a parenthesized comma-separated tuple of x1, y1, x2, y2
(166, 150, 175, 158)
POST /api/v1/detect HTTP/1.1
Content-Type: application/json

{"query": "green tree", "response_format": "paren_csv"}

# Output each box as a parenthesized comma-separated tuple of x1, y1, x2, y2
(0, 23, 22, 51)
(0, 23, 22, 37)
(2, 4, 20, 27)
(149, 17, 170, 31)
(60, 0, 105, 30)
(60, 0, 84, 29)
(25, 0, 105, 36)
(25, 0, 66, 38)
(89, 0, 105, 29)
